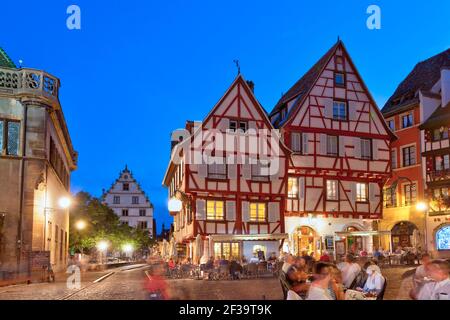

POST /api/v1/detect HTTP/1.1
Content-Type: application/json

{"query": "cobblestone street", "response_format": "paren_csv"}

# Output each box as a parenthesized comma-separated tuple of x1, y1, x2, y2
(0, 264, 416, 300)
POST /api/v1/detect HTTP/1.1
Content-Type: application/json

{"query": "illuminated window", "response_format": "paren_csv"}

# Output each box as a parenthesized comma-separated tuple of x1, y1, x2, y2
(214, 242, 239, 259)
(250, 203, 266, 222)
(436, 226, 450, 251)
(288, 177, 298, 199)
(384, 187, 397, 208)
(404, 183, 417, 206)
(206, 200, 224, 220)
(356, 183, 368, 202)
(326, 180, 338, 201)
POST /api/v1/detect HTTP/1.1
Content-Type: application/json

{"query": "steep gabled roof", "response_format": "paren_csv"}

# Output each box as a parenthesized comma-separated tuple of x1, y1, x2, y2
(0, 47, 16, 68)
(269, 41, 340, 126)
(382, 48, 450, 115)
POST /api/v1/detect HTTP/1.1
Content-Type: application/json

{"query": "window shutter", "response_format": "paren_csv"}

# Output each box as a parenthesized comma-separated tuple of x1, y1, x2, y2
(291, 132, 301, 152)
(320, 134, 327, 155)
(299, 177, 305, 200)
(268, 202, 279, 222)
(227, 164, 237, 179)
(302, 133, 309, 155)
(242, 164, 252, 179)
(372, 140, 379, 160)
(196, 199, 206, 220)
(339, 136, 345, 157)
(198, 164, 207, 178)
(242, 201, 250, 222)
(369, 183, 377, 202)
(353, 137, 361, 158)
(323, 99, 333, 118)
(226, 201, 236, 221)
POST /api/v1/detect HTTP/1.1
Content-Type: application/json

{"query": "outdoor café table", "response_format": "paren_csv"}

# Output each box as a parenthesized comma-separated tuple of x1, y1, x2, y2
(345, 289, 377, 300)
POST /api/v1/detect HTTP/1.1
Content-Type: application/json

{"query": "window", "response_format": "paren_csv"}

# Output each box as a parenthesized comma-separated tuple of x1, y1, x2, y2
(384, 187, 397, 208)
(404, 183, 417, 206)
(356, 183, 368, 202)
(288, 177, 298, 199)
(0, 119, 20, 156)
(122, 209, 129, 217)
(132, 196, 139, 204)
(208, 161, 227, 179)
(49, 138, 70, 190)
(206, 200, 224, 220)
(360, 139, 372, 160)
(139, 209, 146, 217)
(229, 120, 248, 132)
(432, 127, 448, 141)
(326, 180, 339, 201)
(138, 221, 148, 229)
(113, 196, 120, 204)
(123, 183, 129, 191)
(291, 132, 302, 153)
(402, 146, 416, 167)
(401, 113, 413, 128)
(436, 226, 450, 251)
(250, 203, 266, 222)
(435, 155, 450, 171)
(334, 73, 345, 86)
(387, 119, 395, 131)
(333, 101, 347, 121)
(213, 242, 240, 259)
(327, 135, 338, 156)
(391, 149, 397, 169)
(433, 187, 449, 200)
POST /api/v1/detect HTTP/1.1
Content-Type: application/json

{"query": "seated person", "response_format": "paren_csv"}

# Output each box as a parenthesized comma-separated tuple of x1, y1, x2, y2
(413, 260, 450, 300)
(413, 253, 432, 289)
(229, 258, 243, 279)
(287, 257, 310, 298)
(357, 265, 385, 296)
(306, 263, 334, 300)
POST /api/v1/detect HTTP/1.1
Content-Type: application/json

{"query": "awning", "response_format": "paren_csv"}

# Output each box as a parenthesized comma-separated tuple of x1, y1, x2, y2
(335, 231, 391, 237)
(211, 233, 289, 242)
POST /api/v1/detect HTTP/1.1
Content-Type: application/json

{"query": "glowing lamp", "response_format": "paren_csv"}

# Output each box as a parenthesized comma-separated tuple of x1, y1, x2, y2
(416, 202, 428, 212)
(97, 241, 109, 251)
(58, 197, 71, 209)
(75, 220, 86, 230)
(168, 198, 182, 214)
(123, 244, 134, 253)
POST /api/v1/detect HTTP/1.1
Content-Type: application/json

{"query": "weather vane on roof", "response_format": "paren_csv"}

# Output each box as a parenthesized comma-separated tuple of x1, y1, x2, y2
(233, 59, 240, 75)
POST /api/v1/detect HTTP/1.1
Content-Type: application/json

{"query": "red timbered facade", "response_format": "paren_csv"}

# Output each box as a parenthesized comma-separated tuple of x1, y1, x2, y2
(269, 40, 395, 258)
(163, 75, 289, 262)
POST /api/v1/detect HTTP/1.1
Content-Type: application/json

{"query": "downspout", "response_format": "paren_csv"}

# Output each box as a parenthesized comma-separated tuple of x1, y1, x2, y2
(17, 103, 28, 275)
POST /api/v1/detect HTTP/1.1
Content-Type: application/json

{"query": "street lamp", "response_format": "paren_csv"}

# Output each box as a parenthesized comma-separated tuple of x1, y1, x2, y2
(416, 202, 428, 212)
(97, 241, 109, 264)
(58, 196, 72, 209)
(168, 197, 182, 214)
(75, 220, 86, 231)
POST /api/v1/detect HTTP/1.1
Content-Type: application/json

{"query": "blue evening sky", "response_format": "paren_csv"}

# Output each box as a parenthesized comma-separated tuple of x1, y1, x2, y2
(1, 1, 449, 232)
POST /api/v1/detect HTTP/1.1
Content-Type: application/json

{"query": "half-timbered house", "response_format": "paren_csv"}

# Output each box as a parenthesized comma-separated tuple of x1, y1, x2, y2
(163, 75, 289, 262)
(269, 40, 395, 259)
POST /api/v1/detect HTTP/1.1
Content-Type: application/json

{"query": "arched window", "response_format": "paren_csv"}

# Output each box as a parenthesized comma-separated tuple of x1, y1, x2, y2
(436, 226, 450, 251)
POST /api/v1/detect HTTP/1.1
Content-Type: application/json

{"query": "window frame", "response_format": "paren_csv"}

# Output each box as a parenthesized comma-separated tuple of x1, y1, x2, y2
(123, 183, 129, 191)
(206, 200, 225, 221)
(360, 138, 372, 160)
(326, 180, 339, 201)
(356, 182, 368, 203)
(0, 118, 21, 157)
(334, 72, 345, 87)
(122, 209, 129, 217)
(403, 183, 417, 206)
(332, 100, 348, 121)
(139, 209, 146, 217)
(287, 177, 299, 199)
(402, 145, 416, 167)
(327, 135, 339, 156)
(401, 113, 413, 129)
(249, 202, 267, 222)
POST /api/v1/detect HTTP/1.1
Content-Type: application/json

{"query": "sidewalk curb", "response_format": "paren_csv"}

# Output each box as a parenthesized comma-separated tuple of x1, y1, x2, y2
(93, 272, 115, 283)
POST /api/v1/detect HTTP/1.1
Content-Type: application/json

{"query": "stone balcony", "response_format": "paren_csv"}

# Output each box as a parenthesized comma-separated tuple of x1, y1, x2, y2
(0, 66, 60, 106)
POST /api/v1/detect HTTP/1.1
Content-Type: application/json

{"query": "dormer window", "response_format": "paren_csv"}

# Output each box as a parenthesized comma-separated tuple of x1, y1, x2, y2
(123, 183, 129, 191)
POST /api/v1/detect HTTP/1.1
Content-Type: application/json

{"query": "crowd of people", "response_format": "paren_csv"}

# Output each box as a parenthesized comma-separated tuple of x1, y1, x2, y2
(282, 252, 386, 300)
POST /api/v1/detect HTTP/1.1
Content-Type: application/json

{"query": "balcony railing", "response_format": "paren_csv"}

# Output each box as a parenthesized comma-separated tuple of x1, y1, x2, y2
(428, 168, 450, 182)
(0, 67, 59, 102)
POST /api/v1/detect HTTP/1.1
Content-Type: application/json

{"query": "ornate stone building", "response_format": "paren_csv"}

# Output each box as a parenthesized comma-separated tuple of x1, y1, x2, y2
(0, 47, 78, 279)
(102, 166, 155, 238)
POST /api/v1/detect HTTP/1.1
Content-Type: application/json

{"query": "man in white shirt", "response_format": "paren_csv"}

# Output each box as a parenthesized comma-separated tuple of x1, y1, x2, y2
(413, 253, 432, 289)
(282, 253, 294, 274)
(338, 254, 361, 288)
(307, 262, 334, 300)
(414, 260, 450, 300)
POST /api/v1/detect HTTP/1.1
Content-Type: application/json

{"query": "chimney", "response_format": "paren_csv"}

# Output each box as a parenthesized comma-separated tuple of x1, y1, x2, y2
(246, 80, 255, 93)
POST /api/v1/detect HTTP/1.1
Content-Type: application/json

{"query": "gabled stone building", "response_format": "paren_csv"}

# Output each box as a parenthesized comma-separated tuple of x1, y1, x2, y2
(102, 166, 155, 238)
